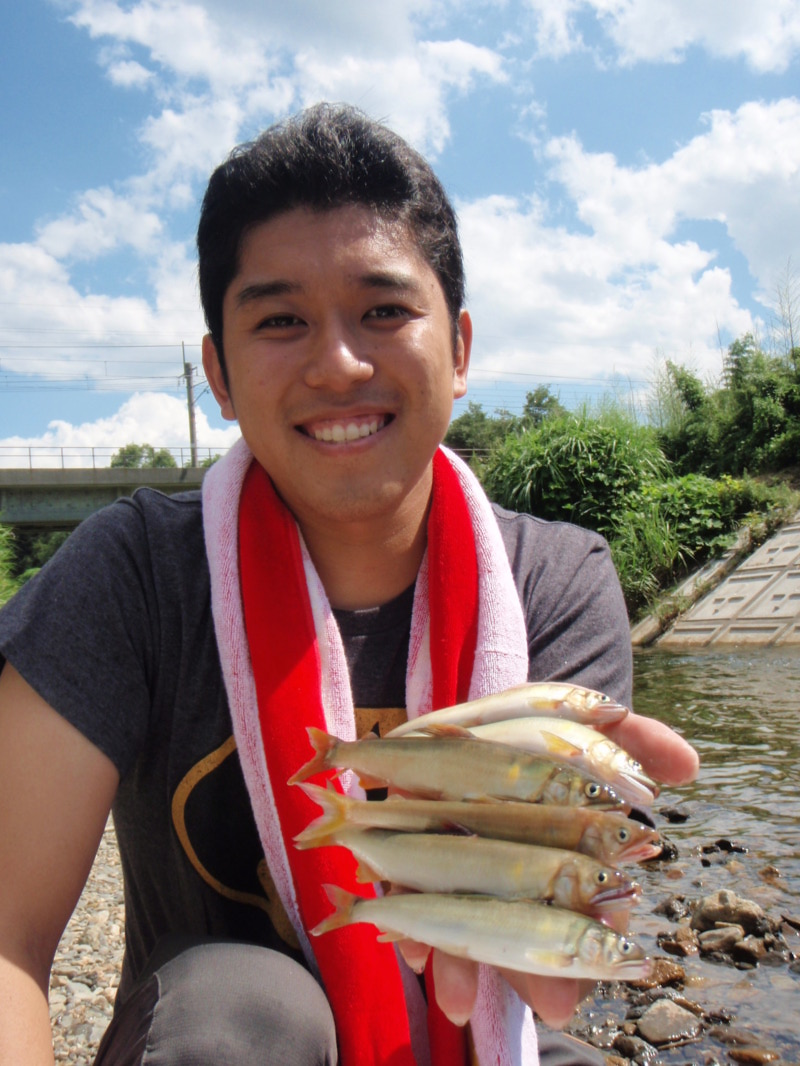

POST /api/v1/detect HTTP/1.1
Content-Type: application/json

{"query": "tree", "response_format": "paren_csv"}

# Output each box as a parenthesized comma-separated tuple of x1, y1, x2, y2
(519, 386, 567, 427)
(110, 443, 177, 469)
(444, 402, 516, 457)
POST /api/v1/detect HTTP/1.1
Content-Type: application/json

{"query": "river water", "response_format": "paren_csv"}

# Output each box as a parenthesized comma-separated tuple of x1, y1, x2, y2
(592, 647, 800, 1060)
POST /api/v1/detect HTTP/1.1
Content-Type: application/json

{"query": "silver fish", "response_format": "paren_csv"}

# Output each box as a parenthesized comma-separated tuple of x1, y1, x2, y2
(301, 827, 640, 914)
(289, 727, 625, 808)
(426, 717, 658, 808)
(313, 887, 652, 981)
(386, 682, 629, 738)
(295, 782, 661, 863)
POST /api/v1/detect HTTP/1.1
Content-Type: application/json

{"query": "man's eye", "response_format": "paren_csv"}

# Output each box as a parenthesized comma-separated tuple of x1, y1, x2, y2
(364, 305, 407, 321)
(257, 314, 303, 329)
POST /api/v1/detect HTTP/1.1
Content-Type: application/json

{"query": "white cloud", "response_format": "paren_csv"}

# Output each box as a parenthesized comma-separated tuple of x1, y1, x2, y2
(459, 193, 752, 385)
(545, 98, 800, 291)
(0, 393, 239, 467)
(295, 39, 505, 154)
(522, 0, 800, 70)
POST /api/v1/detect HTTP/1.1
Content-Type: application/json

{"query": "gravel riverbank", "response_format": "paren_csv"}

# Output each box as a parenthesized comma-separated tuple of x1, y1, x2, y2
(50, 820, 124, 1065)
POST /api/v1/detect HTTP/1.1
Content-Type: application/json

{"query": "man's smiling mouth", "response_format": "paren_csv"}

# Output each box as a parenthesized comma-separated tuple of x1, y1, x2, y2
(302, 415, 390, 443)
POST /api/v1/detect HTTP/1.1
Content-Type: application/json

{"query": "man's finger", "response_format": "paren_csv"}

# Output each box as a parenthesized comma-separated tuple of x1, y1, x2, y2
(431, 950, 479, 1027)
(602, 712, 699, 786)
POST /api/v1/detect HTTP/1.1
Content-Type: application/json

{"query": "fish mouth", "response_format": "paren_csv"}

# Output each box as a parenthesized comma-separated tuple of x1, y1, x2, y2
(299, 414, 392, 443)
(611, 773, 659, 809)
(590, 881, 642, 911)
(617, 839, 662, 864)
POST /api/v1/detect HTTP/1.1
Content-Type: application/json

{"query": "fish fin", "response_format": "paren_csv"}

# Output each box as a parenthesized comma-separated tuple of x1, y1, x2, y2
(293, 782, 350, 848)
(310, 885, 358, 936)
(539, 730, 584, 760)
(418, 723, 474, 739)
(354, 859, 381, 884)
(525, 948, 573, 970)
(288, 727, 337, 785)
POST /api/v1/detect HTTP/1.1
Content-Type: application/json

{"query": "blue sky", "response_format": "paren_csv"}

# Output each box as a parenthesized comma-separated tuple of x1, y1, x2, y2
(2, 0, 800, 465)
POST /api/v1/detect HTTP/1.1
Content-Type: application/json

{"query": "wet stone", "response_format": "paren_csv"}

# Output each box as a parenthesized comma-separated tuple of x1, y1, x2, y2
(630, 956, 686, 990)
(658, 924, 700, 957)
(691, 890, 769, 935)
(653, 894, 691, 922)
(613, 1033, 661, 1064)
(727, 1048, 781, 1064)
(636, 999, 703, 1045)
(698, 924, 745, 954)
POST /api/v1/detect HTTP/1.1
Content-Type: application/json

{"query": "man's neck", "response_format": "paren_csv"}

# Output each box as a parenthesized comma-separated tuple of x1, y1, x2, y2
(298, 503, 430, 610)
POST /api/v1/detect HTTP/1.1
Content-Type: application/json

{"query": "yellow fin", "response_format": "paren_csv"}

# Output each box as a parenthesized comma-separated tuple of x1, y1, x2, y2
(539, 730, 584, 760)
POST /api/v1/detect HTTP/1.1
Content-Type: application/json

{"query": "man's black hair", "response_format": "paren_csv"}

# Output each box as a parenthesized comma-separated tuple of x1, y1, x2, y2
(197, 102, 465, 373)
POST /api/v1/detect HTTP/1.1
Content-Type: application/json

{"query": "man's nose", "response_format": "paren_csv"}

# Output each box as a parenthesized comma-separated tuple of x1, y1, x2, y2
(303, 322, 374, 390)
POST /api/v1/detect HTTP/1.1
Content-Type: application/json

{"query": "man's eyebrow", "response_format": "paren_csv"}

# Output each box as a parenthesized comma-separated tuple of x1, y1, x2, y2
(359, 270, 424, 294)
(233, 280, 300, 306)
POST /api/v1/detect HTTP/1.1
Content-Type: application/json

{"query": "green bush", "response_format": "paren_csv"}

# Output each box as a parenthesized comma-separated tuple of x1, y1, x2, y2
(0, 526, 19, 608)
(481, 408, 669, 537)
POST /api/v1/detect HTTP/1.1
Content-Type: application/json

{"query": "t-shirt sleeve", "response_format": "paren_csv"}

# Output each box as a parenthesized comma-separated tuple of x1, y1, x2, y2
(0, 498, 158, 776)
(495, 507, 633, 708)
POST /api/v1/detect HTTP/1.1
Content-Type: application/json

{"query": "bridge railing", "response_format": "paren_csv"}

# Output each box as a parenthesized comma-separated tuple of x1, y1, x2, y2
(0, 445, 226, 470)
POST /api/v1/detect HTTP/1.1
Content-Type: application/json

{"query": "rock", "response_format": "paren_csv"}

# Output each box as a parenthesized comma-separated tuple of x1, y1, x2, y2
(636, 999, 703, 1045)
(690, 890, 770, 935)
(728, 1049, 780, 1064)
(653, 894, 691, 922)
(758, 864, 783, 884)
(732, 935, 768, 964)
(707, 1026, 764, 1046)
(658, 924, 700, 957)
(613, 1033, 660, 1063)
(629, 956, 686, 990)
(659, 805, 690, 823)
(698, 924, 745, 954)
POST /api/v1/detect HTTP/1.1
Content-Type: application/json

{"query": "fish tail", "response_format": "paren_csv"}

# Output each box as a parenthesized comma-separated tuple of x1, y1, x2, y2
(293, 782, 350, 847)
(311, 884, 358, 936)
(287, 727, 337, 785)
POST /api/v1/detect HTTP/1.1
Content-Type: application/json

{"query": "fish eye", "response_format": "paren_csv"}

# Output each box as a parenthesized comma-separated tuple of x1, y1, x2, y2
(618, 937, 635, 955)
(586, 782, 602, 798)
(596, 871, 609, 884)
(616, 827, 631, 843)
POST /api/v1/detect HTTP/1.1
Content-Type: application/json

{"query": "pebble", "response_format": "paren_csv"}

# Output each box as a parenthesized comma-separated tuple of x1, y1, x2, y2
(636, 999, 703, 1044)
(50, 819, 124, 1066)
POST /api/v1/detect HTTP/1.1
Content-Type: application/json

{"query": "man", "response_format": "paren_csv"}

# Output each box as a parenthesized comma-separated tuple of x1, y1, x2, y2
(0, 104, 698, 1065)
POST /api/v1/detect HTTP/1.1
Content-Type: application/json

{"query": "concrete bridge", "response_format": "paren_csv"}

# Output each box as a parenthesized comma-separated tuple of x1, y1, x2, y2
(0, 467, 206, 530)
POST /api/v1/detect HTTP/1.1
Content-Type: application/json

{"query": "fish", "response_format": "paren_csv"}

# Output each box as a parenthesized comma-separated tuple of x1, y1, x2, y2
(312, 886, 652, 981)
(299, 826, 641, 914)
(385, 682, 629, 738)
(420, 718, 658, 809)
(295, 782, 661, 864)
(289, 727, 626, 808)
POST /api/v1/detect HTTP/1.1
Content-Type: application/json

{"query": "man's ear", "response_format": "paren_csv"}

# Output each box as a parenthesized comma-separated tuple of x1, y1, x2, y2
(202, 334, 237, 422)
(453, 310, 472, 400)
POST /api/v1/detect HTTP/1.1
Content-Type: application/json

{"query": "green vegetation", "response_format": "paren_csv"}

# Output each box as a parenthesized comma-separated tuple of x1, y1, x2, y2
(0, 526, 19, 608)
(653, 335, 800, 476)
(459, 333, 800, 618)
(110, 443, 177, 468)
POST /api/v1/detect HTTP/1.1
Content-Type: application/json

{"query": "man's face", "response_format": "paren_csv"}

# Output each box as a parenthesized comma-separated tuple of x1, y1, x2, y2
(203, 205, 470, 537)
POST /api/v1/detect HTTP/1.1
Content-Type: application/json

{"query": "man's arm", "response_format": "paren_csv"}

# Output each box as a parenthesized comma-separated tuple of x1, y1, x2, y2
(0, 664, 119, 1065)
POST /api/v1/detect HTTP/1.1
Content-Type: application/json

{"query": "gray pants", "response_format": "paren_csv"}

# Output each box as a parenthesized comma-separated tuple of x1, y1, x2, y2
(93, 940, 338, 1065)
(93, 938, 604, 1065)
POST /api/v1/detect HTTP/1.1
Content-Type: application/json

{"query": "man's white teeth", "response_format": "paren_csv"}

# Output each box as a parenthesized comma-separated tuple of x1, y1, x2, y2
(313, 419, 381, 443)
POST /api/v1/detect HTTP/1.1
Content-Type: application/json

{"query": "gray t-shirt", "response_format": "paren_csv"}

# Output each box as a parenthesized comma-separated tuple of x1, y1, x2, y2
(0, 486, 631, 1000)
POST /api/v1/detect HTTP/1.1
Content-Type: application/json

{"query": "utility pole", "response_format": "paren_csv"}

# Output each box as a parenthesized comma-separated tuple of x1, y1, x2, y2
(182, 343, 198, 468)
